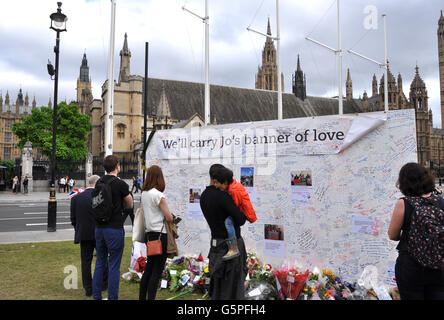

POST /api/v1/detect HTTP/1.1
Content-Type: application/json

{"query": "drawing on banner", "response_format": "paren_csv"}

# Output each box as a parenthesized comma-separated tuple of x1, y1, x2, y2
(351, 215, 379, 236)
(187, 187, 204, 220)
(264, 224, 285, 257)
(290, 170, 313, 203)
(240, 166, 257, 202)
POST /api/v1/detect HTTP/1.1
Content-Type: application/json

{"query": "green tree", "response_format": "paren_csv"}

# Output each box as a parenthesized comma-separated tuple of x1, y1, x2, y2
(0, 160, 15, 180)
(12, 102, 92, 161)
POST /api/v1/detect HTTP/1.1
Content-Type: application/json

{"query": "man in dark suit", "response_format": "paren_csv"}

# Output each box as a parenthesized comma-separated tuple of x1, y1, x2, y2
(70, 174, 108, 297)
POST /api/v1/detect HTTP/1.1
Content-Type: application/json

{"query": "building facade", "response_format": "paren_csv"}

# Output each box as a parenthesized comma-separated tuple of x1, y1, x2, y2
(0, 89, 40, 161)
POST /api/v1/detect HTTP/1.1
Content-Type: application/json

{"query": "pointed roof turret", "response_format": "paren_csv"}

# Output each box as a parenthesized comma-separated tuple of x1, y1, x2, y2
(267, 17, 272, 36)
(5, 90, 10, 105)
(16, 88, 24, 106)
(119, 33, 131, 83)
(121, 32, 131, 56)
(32, 95, 36, 109)
(411, 64, 426, 89)
(297, 54, 301, 72)
(157, 83, 172, 119)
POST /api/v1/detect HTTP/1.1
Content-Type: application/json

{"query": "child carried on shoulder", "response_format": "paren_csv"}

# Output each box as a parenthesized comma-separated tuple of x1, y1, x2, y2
(212, 166, 257, 261)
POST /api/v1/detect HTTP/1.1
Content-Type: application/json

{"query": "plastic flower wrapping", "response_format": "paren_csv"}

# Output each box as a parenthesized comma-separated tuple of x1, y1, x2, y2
(122, 246, 400, 300)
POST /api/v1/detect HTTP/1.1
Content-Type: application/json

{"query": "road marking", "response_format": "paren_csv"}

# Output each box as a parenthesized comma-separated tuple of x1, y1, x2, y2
(24, 211, 70, 215)
(26, 222, 72, 226)
(0, 216, 70, 221)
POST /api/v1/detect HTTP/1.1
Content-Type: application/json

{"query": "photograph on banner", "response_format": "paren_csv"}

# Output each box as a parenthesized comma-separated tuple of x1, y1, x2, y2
(240, 166, 257, 201)
(187, 187, 204, 220)
(264, 224, 285, 257)
(290, 170, 313, 203)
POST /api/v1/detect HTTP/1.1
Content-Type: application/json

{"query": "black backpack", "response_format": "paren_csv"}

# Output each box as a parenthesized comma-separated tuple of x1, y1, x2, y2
(91, 176, 117, 224)
(404, 195, 444, 270)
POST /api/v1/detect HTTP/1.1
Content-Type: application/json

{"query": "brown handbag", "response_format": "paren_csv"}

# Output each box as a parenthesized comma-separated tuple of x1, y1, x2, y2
(146, 220, 165, 256)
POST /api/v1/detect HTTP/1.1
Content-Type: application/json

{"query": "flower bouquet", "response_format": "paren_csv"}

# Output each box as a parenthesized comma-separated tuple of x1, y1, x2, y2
(246, 266, 280, 300)
(273, 266, 310, 300)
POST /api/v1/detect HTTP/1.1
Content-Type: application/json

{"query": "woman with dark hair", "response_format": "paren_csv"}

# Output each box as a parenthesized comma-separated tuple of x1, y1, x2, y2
(139, 165, 173, 300)
(388, 162, 444, 300)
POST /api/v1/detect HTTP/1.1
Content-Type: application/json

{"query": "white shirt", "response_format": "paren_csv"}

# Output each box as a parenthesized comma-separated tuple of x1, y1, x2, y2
(141, 188, 166, 233)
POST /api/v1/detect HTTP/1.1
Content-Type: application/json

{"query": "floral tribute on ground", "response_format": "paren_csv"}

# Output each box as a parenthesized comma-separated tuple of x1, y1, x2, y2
(122, 246, 400, 300)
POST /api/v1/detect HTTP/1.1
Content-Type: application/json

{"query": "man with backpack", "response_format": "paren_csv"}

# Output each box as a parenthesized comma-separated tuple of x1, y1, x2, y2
(91, 155, 134, 300)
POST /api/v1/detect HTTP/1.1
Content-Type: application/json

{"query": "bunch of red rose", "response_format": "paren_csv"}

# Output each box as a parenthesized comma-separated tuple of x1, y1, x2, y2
(134, 256, 147, 273)
(272, 267, 310, 300)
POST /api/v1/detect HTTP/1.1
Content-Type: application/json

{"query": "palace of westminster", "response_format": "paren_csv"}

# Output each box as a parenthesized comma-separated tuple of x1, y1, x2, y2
(1, 12, 444, 174)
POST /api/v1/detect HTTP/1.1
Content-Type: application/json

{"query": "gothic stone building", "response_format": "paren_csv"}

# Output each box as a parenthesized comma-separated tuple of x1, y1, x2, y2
(82, 12, 444, 174)
(84, 33, 361, 162)
(0, 89, 41, 161)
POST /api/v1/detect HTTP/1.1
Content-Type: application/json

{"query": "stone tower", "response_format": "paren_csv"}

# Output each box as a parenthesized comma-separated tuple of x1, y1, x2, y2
(119, 33, 131, 84)
(292, 54, 306, 100)
(255, 18, 284, 91)
(379, 64, 398, 110)
(76, 53, 92, 114)
(346, 68, 353, 101)
(410, 65, 430, 165)
(372, 74, 378, 97)
(438, 10, 444, 128)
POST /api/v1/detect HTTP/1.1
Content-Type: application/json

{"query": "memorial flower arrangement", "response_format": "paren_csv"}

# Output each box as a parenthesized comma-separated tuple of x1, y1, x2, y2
(123, 246, 400, 300)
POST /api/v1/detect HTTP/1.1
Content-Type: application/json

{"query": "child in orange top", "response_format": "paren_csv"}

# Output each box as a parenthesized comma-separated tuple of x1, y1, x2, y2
(213, 167, 257, 260)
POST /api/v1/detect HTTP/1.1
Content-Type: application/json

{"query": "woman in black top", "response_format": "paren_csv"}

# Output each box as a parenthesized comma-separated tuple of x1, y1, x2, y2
(388, 162, 444, 300)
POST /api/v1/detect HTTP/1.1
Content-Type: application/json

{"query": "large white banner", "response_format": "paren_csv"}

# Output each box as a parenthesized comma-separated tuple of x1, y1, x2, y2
(145, 109, 417, 286)
(153, 112, 387, 161)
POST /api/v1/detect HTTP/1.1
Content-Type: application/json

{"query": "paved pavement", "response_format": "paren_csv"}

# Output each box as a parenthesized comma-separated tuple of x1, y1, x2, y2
(0, 191, 140, 245)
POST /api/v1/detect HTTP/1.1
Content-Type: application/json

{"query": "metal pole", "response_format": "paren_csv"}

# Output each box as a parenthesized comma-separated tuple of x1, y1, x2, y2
(337, 0, 343, 115)
(439, 141, 442, 186)
(383, 14, 388, 113)
(48, 31, 60, 232)
(143, 42, 148, 182)
(204, 0, 210, 125)
(105, 0, 116, 156)
(276, 0, 282, 120)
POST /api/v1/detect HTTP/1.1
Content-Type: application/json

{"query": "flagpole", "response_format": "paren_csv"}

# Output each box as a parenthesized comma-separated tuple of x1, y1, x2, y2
(183, 1, 210, 125)
(276, 0, 282, 120)
(105, 0, 116, 156)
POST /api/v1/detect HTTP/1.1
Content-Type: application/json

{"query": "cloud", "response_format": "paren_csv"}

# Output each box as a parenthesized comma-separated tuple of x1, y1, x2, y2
(0, 0, 443, 127)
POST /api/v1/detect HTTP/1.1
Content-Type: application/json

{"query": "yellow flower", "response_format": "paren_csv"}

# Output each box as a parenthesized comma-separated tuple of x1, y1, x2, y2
(304, 288, 308, 292)
(204, 267, 209, 273)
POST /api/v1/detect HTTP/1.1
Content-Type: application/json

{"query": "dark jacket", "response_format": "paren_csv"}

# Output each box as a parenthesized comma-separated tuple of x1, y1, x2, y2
(200, 185, 248, 300)
(70, 188, 96, 244)
(200, 185, 247, 239)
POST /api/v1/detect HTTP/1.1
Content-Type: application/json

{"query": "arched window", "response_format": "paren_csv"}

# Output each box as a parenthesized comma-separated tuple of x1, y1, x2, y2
(116, 123, 126, 139)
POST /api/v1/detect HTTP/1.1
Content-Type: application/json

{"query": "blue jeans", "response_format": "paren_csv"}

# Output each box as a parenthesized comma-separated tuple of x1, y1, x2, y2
(224, 216, 236, 239)
(92, 228, 125, 300)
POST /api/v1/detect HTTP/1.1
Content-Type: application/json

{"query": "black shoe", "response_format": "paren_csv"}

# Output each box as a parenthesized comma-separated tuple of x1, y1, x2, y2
(85, 290, 92, 297)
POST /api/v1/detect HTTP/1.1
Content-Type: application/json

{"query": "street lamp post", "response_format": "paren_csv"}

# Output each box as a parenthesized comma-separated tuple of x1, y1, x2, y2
(47, 2, 67, 232)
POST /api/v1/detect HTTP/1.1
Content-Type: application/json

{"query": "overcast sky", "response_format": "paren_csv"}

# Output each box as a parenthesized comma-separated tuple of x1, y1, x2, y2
(1, 0, 443, 127)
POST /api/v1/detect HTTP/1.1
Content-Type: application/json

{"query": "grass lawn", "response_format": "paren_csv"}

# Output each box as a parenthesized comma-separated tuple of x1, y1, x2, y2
(0, 237, 204, 300)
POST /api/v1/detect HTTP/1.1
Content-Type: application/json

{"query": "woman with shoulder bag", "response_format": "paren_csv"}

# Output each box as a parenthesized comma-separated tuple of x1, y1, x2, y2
(139, 165, 173, 300)
(388, 162, 444, 300)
